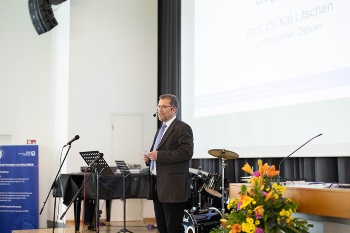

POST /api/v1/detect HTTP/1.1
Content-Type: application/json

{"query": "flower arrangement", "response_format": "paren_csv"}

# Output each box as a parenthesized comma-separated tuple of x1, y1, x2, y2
(210, 160, 313, 233)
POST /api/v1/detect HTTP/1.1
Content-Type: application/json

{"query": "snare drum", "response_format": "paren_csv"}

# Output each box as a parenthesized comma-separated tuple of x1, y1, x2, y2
(187, 173, 208, 210)
(192, 173, 208, 191)
(201, 173, 229, 197)
(182, 207, 222, 233)
(198, 173, 217, 194)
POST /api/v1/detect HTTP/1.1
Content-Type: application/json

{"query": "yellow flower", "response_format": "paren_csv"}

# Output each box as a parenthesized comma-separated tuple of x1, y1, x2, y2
(212, 160, 313, 233)
(247, 223, 255, 231)
(238, 194, 249, 204)
(250, 177, 259, 188)
(242, 222, 255, 233)
(265, 191, 273, 201)
(246, 187, 252, 194)
(272, 183, 286, 195)
(279, 185, 286, 194)
(254, 205, 264, 216)
(246, 217, 254, 224)
(241, 222, 247, 230)
(267, 164, 280, 177)
(258, 159, 268, 176)
(242, 163, 253, 174)
(279, 209, 286, 216)
(238, 194, 254, 209)
(258, 159, 263, 174)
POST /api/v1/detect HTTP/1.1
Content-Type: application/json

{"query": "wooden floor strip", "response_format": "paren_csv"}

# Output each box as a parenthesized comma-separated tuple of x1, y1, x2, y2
(12, 221, 158, 233)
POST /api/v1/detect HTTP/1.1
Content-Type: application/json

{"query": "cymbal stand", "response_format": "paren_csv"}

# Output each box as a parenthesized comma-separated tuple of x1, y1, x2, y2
(220, 157, 227, 214)
(195, 173, 203, 211)
(190, 174, 200, 212)
(198, 191, 202, 211)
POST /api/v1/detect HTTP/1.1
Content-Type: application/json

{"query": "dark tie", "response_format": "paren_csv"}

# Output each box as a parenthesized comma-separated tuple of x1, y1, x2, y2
(150, 124, 167, 171)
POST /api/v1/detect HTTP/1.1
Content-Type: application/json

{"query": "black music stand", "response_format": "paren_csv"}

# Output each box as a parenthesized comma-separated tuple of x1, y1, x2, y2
(80, 151, 114, 176)
(80, 151, 114, 232)
(115, 160, 132, 233)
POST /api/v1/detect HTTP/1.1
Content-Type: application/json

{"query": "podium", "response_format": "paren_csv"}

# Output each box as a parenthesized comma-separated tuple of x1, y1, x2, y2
(230, 183, 350, 219)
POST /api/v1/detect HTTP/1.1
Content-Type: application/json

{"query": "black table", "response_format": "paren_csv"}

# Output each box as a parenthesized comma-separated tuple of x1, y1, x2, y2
(55, 172, 148, 232)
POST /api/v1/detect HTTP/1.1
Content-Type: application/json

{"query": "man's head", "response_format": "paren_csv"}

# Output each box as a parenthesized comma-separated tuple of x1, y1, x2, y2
(157, 94, 178, 122)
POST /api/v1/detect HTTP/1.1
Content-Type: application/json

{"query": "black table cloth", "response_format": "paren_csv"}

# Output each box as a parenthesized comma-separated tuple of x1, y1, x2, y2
(54, 172, 149, 231)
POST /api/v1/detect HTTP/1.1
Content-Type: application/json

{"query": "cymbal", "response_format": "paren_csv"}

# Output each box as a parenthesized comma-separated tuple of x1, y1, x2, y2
(189, 168, 209, 176)
(204, 188, 222, 198)
(208, 149, 239, 159)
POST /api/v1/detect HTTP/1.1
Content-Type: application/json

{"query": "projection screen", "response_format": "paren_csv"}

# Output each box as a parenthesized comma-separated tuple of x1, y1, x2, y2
(181, 0, 350, 158)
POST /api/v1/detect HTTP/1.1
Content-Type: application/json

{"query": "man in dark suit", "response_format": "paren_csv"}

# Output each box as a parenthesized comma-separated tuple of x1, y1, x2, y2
(142, 94, 194, 233)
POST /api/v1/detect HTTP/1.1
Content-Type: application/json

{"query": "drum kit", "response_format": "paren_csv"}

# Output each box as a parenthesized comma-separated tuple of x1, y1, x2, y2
(184, 149, 239, 233)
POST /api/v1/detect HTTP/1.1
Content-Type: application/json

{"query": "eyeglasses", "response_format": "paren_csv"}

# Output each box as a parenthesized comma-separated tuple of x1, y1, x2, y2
(157, 105, 174, 110)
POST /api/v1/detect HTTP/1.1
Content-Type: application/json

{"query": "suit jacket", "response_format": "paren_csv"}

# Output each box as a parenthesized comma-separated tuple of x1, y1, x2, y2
(147, 118, 194, 203)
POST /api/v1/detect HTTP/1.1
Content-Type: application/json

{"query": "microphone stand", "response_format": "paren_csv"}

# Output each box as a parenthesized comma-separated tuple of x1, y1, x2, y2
(40, 145, 72, 233)
(277, 133, 322, 184)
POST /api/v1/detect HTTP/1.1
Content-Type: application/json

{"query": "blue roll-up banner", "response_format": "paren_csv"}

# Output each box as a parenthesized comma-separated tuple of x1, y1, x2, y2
(0, 145, 39, 233)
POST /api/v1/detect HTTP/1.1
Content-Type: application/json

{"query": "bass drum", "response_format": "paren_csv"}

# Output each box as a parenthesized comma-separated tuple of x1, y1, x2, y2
(182, 207, 222, 233)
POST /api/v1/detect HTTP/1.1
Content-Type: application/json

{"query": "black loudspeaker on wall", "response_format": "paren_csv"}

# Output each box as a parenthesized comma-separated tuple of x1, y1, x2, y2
(28, 0, 67, 35)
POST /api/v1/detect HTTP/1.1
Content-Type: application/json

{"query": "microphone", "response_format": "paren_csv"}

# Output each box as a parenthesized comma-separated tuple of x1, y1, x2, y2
(277, 133, 322, 184)
(153, 112, 157, 117)
(66, 135, 80, 146)
(89, 153, 103, 167)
